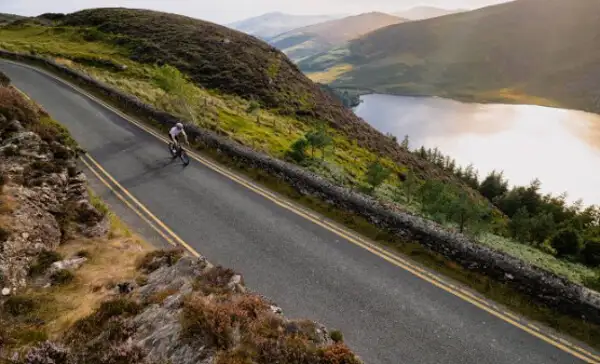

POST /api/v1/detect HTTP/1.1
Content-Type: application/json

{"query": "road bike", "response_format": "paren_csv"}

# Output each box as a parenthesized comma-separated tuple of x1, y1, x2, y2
(168, 141, 190, 166)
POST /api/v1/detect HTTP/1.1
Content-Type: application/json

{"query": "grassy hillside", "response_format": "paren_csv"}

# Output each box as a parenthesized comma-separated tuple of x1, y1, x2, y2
(301, 0, 600, 113)
(0, 13, 25, 25)
(228, 12, 340, 40)
(29, 8, 474, 186)
(270, 12, 405, 62)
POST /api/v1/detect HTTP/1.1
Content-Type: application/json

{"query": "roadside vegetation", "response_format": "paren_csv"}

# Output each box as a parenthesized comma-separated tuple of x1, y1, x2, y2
(0, 13, 598, 293)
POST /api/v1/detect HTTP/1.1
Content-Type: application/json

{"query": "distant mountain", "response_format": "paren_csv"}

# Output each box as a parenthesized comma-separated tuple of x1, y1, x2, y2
(0, 13, 25, 25)
(395, 6, 465, 20)
(227, 12, 342, 40)
(270, 12, 406, 62)
(300, 0, 600, 114)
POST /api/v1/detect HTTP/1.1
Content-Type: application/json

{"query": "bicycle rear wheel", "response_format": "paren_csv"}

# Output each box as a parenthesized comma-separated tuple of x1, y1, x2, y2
(180, 150, 190, 166)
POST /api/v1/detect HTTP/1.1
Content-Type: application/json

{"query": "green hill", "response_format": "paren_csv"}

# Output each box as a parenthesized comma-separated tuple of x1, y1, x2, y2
(270, 12, 406, 62)
(53, 8, 473, 182)
(300, 0, 600, 113)
(0, 13, 25, 25)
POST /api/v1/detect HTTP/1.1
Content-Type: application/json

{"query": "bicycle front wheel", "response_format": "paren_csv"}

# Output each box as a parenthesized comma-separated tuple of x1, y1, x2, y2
(168, 143, 177, 158)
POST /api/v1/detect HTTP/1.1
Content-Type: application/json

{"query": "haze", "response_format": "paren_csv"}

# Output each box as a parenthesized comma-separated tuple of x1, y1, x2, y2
(1, 0, 510, 24)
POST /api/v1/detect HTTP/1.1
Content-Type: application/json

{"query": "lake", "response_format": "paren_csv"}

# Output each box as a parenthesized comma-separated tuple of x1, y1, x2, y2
(354, 94, 600, 206)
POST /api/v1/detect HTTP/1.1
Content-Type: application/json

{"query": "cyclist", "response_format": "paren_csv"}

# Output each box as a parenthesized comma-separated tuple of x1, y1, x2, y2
(169, 122, 190, 148)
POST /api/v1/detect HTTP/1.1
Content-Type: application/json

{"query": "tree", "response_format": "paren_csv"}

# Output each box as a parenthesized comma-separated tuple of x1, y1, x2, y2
(462, 164, 480, 189)
(153, 64, 197, 123)
(247, 100, 260, 115)
(364, 161, 391, 193)
(529, 212, 556, 244)
(550, 228, 583, 257)
(401, 169, 418, 204)
(582, 238, 600, 267)
(447, 190, 488, 234)
(385, 132, 398, 143)
(509, 207, 531, 242)
(479, 170, 509, 202)
(305, 123, 332, 159)
(400, 135, 410, 150)
(287, 138, 309, 162)
(418, 180, 455, 223)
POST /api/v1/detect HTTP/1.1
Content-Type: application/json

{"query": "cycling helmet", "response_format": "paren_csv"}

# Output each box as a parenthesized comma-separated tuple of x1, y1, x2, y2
(176, 123, 184, 130)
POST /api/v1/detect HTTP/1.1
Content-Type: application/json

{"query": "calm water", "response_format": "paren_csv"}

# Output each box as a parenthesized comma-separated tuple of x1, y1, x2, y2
(354, 94, 600, 206)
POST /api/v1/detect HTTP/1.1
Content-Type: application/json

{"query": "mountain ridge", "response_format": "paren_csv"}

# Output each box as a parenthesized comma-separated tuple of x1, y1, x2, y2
(270, 12, 406, 62)
(394, 6, 466, 20)
(228, 12, 342, 39)
(301, 0, 600, 113)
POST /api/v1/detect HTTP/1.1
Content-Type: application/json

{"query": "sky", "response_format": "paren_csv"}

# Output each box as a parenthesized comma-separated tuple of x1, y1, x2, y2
(1, 0, 509, 24)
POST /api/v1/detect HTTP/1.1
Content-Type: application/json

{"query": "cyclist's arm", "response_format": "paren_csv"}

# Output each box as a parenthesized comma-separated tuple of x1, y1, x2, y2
(182, 130, 190, 145)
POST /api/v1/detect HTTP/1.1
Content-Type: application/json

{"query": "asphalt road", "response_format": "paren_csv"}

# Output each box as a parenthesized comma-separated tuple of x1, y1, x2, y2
(1, 60, 594, 364)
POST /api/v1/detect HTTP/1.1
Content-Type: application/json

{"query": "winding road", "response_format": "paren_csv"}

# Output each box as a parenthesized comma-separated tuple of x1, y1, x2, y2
(1, 59, 598, 364)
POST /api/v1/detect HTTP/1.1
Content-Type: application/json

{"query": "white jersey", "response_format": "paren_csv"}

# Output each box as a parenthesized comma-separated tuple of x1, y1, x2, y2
(169, 126, 184, 138)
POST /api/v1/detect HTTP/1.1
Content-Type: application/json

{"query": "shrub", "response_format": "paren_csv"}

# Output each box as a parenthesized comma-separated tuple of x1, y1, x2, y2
(136, 249, 184, 273)
(70, 298, 141, 340)
(254, 335, 317, 364)
(30, 116, 78, 150)
(195, 266, 237, 295)
(287, 138, 309, 163)
(0, 87, 39, 125)
(330, 330, 344, 343)
(550, 228, 583, 257)
(96, 298, 142, 321)
(582, 239, 600, 266)
(320, 343, 362, 364)
(364, 161, 390, 193)
(181, 296, 239, 349)
(20, 341, 68, 364)
(247, 101, 260, 114)
(3, 295, 37, 316)
(182, 293, 266, 349)
(29, 250, 63, 276)
(50, 269, 75, 285)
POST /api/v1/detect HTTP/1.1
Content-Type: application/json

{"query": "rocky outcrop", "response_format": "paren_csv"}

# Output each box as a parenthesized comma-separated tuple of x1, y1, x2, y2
(12, 253, 359, 364)
(0, 83, 108, 294)
(0, 50, 599, 324)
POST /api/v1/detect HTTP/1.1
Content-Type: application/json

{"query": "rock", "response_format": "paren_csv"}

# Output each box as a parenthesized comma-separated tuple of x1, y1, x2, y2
(48, 257, 87, 275)
(21, 232, 29, 239)
(270, 305, 283, 315)
(1, 287, 11, 296)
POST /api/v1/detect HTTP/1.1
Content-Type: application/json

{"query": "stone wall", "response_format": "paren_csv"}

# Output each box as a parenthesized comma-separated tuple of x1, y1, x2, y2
(1, 50, 599, 324)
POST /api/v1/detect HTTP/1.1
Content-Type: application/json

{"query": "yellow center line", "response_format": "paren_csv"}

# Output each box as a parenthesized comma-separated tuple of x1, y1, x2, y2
(81, 156, 177, 248)
(6, 59, 599, 363)
(83, 154, 200, 258)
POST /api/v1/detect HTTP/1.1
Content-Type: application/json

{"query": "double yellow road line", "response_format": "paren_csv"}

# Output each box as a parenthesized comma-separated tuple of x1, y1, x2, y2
(6, 59, 599, 363)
